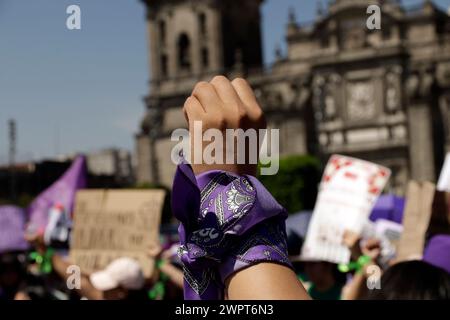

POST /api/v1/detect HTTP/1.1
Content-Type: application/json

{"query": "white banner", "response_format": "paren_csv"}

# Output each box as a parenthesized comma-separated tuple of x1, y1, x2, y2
(437, 153, 450, 192)
(301, 155, 391, 264)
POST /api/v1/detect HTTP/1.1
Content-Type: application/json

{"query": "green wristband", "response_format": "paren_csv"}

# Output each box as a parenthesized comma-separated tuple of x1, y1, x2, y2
(156, 259, 166, 269)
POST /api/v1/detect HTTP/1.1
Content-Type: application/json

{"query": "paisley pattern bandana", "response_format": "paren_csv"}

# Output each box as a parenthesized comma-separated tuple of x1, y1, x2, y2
(172, 164, 292, 300)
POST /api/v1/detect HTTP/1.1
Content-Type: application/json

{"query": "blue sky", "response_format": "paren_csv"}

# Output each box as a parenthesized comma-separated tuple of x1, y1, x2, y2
(1, 0, 449, 164)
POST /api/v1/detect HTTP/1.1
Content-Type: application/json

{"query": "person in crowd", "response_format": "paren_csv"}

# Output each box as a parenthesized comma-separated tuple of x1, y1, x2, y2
(0, 252, 27, 300)
(422, 234, 450, 275)
(1, 250, 74, 300)
(174, 75, 310, 300)
(367, 260, 450, 300)
(367, 234, 450, 300)
(26, 233, 148, 300)
(341, 236, 383, 300)
(303, 261, 346, 300)
(147, 245, 184, 300)
(342, 233, 450, 300)
(51, 253, 148, 300)
(286, 232, 345, 300)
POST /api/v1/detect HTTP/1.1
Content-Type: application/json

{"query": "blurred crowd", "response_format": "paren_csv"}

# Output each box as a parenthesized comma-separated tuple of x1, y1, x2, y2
(1, 157, 450, 300)
(1, 210, 449, 300)
(287, 228, 450, 300)
(0, 231, 185, 301)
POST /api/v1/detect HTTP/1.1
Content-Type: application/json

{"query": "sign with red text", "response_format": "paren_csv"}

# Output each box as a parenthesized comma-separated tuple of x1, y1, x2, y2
(301, 155, 390, 264)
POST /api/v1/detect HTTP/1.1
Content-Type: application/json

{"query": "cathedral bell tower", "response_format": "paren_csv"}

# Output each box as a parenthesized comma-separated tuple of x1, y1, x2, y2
(136, 0, 265, 186)
(143, 0, 264, 82)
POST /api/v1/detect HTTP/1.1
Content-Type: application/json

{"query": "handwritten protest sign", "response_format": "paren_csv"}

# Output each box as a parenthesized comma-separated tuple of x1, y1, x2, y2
(70, 189, 166, 277)
(396, 181, 435, 261)
(301, 155, 390, 264)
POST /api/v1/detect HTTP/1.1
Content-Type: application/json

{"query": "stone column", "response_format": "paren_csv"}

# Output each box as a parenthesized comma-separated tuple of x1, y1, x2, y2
(208, 7, 223, 73)
(136, 134, 153, 185)
(406, 71, 436, 181)
(147, 18, 161, 80)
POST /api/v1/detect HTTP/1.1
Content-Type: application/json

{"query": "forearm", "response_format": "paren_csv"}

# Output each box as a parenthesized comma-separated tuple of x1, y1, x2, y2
(226, 263, 310, 300)
(341, 272, 368, 300)
(51, 254, 72, 280)
(78, 277, 103, 300)
(160, 262, 184, 289)
(177, 76, 310, 300)
(51, 255, 102, 300)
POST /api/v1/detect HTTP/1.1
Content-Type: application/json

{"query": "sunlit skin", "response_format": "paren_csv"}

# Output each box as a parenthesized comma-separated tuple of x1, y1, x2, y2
(184, 76, 311, 300)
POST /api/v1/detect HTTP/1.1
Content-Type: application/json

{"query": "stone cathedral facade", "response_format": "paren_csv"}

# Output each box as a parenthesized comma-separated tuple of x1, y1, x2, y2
(136, 0, 450, 195)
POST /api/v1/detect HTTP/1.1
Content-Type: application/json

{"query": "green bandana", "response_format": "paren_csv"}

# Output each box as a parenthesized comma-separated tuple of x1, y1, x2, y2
(338, 255, 371, 274)
(29, 248, 55, 274)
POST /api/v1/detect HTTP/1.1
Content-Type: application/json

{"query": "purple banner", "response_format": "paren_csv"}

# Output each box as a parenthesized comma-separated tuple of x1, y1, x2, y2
(0, 206, 29, 253)
(27, 156, 87, 232)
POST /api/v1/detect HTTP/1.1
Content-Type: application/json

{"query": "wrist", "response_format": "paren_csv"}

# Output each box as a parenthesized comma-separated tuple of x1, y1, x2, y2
(156, 259, 166, 270)
(192, 163, 257, 177)
(172, 163, 289, 300)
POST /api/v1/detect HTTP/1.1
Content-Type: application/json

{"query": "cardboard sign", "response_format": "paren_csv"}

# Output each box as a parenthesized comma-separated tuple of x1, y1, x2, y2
(396, 181, 435, 262)
(301, 155, 390, 264)
(70, 189, 166, 277)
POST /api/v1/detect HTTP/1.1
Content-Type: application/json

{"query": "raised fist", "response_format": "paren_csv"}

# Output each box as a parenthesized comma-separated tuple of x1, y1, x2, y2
(183, 75, 266, 176)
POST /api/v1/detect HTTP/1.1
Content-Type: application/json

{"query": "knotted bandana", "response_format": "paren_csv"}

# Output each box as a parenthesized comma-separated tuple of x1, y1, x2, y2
(172, 164, 292, 300)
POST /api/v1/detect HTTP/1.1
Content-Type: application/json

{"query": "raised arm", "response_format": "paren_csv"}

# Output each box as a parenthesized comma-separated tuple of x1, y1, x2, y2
(26, 233, 103, 300)
(181, 75, 310, 300)
(51, 254, 103, 300)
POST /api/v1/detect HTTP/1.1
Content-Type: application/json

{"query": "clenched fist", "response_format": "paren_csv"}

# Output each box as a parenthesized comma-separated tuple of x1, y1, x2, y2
(183, 76, 266, 176)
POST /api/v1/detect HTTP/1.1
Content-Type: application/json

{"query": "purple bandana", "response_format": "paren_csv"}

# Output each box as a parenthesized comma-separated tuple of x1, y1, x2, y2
(172, 164, 292, 300)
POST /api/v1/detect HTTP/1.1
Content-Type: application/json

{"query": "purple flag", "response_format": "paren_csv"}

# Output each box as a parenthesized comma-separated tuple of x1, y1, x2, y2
(0, 206, 29, 253)
(27, 156, 87, 232)
(370, 194, 405, 224)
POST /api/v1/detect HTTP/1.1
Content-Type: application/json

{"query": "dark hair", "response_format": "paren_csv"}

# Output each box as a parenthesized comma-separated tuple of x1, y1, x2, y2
(368, 260, 450, 300)
(287, 231, 303, 256)
(0, 252, 27, 276)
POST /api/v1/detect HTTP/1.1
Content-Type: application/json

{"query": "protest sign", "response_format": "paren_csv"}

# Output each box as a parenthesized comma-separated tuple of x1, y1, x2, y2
(0, 206, 29, 253)
(437, 153, 450, 192)
(432, 154, 450, 235)
(396, 181, 435, 261)
(301, 155, 390, 264)
(373, 219, 403, 245)
(70, 189, 166, 277)
(361, 219, 403, 268)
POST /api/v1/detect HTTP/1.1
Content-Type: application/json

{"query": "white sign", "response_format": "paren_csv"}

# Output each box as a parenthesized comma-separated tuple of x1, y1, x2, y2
(301, 155, 391, 264)
(361, 219, 403, 268)
(437, 153, 450, 192)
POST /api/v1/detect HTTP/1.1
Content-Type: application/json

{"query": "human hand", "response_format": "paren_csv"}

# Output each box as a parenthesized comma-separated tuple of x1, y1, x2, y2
(361, 238, 381, 262)
(343, 230, 362, 260)
(147, 245, 163, 260)
(183, 76, 266, 176)
(25, 232, 46, 254)
(343, 231, 381, 265)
